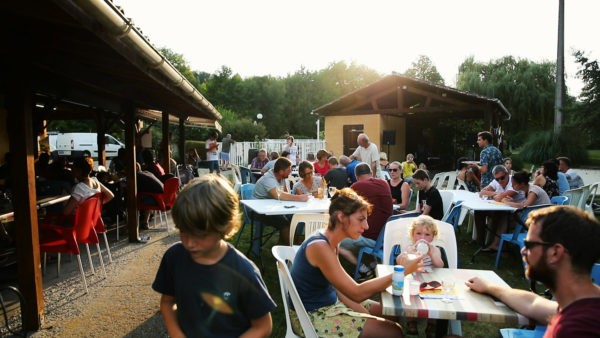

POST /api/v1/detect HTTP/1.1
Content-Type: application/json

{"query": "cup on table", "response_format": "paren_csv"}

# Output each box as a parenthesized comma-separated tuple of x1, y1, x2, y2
(409, 279, 420, 295)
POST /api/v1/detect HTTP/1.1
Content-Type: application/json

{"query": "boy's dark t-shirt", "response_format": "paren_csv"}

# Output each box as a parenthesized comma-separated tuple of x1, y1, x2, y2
(419, 186, 443, 220)
(152, 242, 276, 337)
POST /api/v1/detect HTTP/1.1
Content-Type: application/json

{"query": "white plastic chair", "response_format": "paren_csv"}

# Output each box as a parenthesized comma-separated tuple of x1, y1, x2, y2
(578, 184, 591, 210)
(381, 170, 391, 180)
(382, 218, 457, 269)
(563, 187, 583, 208)
(584, 182, 598, 215)
(285, 176, 300, 193)
(439, 190, 455, 221)
(381, 218, 461, 335)
(289, 213, 329, 245)
(455, 179, 469, 191)
(231, 164, 243, 193)
(272, 246, 318, 338)
(430, 173, 443, 189)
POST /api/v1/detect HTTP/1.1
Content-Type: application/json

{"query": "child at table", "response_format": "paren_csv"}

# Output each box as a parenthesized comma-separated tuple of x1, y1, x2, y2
(396, 215, 447, 336)
(152, 175, 276, 337)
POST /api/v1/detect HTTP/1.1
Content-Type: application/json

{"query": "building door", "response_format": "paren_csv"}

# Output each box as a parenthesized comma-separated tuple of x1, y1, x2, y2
(343, 124, 363, 156)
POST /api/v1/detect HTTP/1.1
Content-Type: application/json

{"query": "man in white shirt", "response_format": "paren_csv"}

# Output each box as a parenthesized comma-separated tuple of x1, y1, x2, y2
(557, 157, 584, 189)
(476, 165, 525, 251)
(350, 133, 382, 178)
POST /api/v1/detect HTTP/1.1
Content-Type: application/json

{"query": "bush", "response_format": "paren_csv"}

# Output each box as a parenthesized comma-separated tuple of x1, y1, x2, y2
(503, 150, 525, 171)
(519, 129, 588, 166)
(185, 140, 206, 160)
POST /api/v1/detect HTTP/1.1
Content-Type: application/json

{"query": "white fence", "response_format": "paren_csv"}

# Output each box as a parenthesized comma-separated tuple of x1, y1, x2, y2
(221, 139, 326, 166)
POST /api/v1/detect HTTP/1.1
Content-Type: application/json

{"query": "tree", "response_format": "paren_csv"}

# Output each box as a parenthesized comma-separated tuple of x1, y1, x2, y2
(457, 56, 557, 146)
(404, 55, 445, 85)
(158, 47, 200, 89)
(564, 51, 600, 147)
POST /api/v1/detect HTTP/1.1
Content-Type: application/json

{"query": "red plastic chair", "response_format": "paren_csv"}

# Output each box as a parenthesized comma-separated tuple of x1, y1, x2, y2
(137, 177, 179, 233)
(93, 193, 113, 263)
(39, 196, 106, 293)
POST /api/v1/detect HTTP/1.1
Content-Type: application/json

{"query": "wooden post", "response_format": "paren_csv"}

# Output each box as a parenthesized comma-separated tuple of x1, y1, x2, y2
(178, 118, 185, 166)
(124, 103, 139, 242)
(161, 112, 170, 173)
(96, 110, 106, 167)
(7, 81, 44, 331)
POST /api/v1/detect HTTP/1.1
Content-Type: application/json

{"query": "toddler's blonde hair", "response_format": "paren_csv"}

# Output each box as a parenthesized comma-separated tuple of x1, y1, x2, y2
(408, 215, 438, 241)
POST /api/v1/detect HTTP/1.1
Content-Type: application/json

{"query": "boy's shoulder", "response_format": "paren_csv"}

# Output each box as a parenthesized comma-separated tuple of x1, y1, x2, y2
(223, 244, 261, 274)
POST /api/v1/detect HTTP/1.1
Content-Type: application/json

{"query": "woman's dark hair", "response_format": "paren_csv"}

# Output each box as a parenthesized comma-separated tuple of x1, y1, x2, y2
(328, 188, 372, 230)
(457, 157, 468, 169)
(298, 160, 314, 179)
(72, 157, 92, 178)
(542, 160, 558, 180)
(142, 149, 155, 165)
(512, 170, 531, 184)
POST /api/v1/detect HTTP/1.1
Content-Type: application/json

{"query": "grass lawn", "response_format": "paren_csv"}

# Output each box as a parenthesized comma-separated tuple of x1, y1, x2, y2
(227, 211, 534, 337)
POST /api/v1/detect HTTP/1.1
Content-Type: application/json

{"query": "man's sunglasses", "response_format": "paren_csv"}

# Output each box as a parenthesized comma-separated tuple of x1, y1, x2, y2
(523, 240, 554, 250)
(389, 168, 399, 172)
(495, 175, 507, 181)
(420, 281, 442, 291)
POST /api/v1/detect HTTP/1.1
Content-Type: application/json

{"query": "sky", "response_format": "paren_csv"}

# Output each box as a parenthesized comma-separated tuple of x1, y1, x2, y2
(117, 0, 599, 98)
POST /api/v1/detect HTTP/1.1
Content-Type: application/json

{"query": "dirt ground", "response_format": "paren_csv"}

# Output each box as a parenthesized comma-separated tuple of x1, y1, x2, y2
(24, 221, 177, 337)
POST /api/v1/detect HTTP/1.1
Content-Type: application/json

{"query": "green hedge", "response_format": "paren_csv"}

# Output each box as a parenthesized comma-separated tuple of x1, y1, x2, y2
(185, 140, 207, 160)
(519, 129, 588, 166)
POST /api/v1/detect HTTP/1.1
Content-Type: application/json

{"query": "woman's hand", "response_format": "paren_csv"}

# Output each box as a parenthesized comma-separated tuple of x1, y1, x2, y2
(396, 252, 425, 275)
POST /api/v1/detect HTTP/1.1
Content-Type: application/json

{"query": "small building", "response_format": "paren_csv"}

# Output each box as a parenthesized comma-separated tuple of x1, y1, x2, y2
(313, 74, 510, 170)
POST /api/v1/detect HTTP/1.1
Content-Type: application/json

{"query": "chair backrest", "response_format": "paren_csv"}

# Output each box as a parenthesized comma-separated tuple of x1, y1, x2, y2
(231, 165, 243, 193)
(584, 182, 598, 214)
(289, 213, 329, 245)
(383, 217, 417, 266)
(442, 200, 463, 230)
(271, 246, 318, 338)
(239, 166, 257, 184)
(433, 220, 458, 268)
(285, 176, 300, 193)
(455, 179, 469, 191)
(550, 196, 568, 205)
(563, 188, 583, 207)
(240, 183, 255, 200)
(430, 173, 442, 189)
(162, 177, 180, 207)
(439, 190, 455, 221)
(511, 204, 553, 240)
(381, 170, 391, 180)
(382, 217, 457, 268)
(74, 196, 100, 244)
(578, 185, 591, 210)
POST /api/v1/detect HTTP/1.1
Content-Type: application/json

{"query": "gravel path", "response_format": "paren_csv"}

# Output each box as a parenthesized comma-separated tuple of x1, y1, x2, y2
(28, 222, 178, 337)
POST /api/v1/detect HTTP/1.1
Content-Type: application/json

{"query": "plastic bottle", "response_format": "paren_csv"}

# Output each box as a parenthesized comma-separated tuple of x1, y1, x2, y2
(392, 265, 405, 296)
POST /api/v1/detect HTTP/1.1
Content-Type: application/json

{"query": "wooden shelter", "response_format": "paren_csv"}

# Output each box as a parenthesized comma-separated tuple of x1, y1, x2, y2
(314, 74, 511, 170)
(0, 0, 220, 330)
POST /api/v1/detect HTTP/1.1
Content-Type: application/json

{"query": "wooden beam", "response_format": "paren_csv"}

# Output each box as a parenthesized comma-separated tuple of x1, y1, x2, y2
(339, 87, 396, 114)
(161, 112, 170, 173)
(124, 102, 139, 242)
(397, 86, 404, 110)
(178, 118, 185, 167)
(7, 80, 44, 331)
(403, 86, 469, 107)
(96, 110, 106, 167)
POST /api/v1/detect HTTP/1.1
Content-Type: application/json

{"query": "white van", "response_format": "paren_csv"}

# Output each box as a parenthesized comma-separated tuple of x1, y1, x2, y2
(53, 133, 124, 159)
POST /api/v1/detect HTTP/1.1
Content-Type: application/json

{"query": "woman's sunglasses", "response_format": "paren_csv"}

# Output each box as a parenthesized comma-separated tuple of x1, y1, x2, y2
(389, 168, 399, 172)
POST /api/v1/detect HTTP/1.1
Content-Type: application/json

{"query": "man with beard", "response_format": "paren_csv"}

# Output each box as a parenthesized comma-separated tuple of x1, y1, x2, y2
(466, 206, 600, 336)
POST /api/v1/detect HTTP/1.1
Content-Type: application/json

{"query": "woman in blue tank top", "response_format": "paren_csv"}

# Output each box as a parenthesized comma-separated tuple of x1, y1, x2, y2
(290, 188, 424, 337)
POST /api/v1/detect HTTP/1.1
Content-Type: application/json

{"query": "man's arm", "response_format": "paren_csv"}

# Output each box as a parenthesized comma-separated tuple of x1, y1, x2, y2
(466, 277, 556, 324)
(267, 187, 309, 202)
(159, 294, 185, 338)
(371, 161, 378, 177)
(240, 313, 272, 338)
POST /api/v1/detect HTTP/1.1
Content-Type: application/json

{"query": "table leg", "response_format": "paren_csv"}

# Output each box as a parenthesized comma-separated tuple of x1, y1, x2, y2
(247, 211, 265, 271)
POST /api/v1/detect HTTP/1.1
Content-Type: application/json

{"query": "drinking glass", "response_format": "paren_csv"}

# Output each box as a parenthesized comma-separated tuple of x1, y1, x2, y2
(441, 280, 455, 303)
(276, 186, 282, 202)
(328, 186, 336, 198)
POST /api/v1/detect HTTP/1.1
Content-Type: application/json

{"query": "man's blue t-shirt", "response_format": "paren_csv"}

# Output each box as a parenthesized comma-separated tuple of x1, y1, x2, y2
(479, 145, 503, 188)
(152, 242, 276, 337)
(346, 159, 359, 184)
